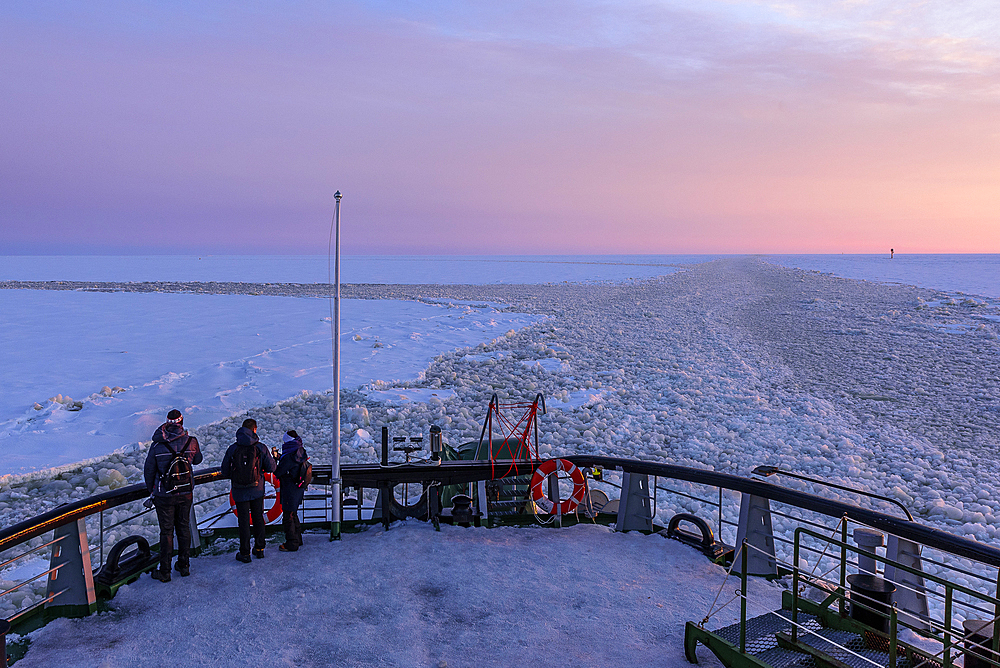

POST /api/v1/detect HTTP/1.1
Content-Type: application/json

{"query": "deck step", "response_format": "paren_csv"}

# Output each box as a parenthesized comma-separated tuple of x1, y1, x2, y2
(754, 645, 817, 668)
(709, 610, 944, 668)
(711, 611, 824, 656)
(780, 627, 940, 668)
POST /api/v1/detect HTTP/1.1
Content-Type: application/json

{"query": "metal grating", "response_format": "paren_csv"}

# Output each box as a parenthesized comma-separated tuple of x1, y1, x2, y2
(712, 614, 948, 668)
(800, 627, 943, 668)
(713, 612, 823, 656)
(754, 646, 817, 668)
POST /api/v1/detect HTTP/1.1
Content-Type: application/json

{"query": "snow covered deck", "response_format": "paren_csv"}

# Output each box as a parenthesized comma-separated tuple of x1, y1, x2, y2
(14, 523, 782, 667)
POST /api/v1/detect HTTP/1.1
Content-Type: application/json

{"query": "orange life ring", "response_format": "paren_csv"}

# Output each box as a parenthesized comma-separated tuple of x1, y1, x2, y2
(530, 458, 587, 515)
(229, 472, 283, 524)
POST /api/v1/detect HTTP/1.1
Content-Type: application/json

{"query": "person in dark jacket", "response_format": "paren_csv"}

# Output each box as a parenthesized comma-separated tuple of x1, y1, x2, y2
(143, 409, 203, 581)
(221, 418, 275, 563)
(274, 430, 309, 552)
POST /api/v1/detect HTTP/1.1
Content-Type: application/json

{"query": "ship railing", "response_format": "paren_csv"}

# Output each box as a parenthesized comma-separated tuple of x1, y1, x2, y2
(4, 454, 1000, 661)
(720, 526, 1000, 668)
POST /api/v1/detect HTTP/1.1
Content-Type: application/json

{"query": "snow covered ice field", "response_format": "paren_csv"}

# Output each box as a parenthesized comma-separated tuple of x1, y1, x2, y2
(2, 253, 1000, 666)
(766, 254, 1000, 302)
(0, 253, 706, 285)
(0, 290, 539, 475)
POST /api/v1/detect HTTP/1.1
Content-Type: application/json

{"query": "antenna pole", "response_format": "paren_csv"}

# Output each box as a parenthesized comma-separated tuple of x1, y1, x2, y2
(331, 190, 343, 541)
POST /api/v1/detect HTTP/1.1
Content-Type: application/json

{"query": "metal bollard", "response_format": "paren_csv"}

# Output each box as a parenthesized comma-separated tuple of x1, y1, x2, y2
(963, 620, 998, 668)
(854, 527, 885, 576)
(847, 574, 896, 634)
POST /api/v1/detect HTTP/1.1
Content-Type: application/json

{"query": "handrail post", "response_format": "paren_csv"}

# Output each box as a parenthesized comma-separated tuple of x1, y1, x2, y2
(718, 487, 723, 541)
(840, 518, 848, 617)
(889, 604, 898, 668)
(994, 569, 1000, 664)
(99, 509, 105, 570)
(741, 540, 748, 654)
(653, 476, 657, 523)
(793, 529, 801, 643)
(45, 519, 97, 617)
(944, 586, 953, 668)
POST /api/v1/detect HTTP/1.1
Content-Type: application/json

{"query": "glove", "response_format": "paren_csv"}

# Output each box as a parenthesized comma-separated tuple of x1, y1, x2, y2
(143, 497, 154, 509)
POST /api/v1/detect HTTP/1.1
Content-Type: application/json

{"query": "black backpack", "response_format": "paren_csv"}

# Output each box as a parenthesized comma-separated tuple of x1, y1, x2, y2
(231, 443, 261, 488)
(161, 440, 193, 495)
(295, 458, 313, 489)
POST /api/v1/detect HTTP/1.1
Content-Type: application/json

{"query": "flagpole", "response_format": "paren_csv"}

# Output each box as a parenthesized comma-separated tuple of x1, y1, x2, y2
(331, 190, 342, 541)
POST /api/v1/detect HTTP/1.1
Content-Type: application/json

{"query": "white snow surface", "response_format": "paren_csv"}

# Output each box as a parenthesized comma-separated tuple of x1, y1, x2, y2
(0, 290, 538, 475)
(15, 522, 783, 668)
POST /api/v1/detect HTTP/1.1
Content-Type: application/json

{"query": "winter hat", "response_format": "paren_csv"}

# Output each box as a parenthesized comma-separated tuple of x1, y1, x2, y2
(282, 430, 301, 453)
(167, 409, 183, 424)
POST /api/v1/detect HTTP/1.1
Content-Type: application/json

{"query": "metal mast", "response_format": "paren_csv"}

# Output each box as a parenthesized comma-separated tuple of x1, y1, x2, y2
(331, 190, 342, 540)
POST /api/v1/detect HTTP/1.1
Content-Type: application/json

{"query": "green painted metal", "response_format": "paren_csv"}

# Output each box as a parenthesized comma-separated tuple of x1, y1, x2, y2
(788, 592, 945, 668)
(944, 587, 953, 668)
(684, 622, 776, 668)
(94, 563, 158, 600)
(775, 632, 854, 668)
(839, 519, 848, 618)
(792, 536, 800, 643)
(740, 542, 748, 654)
(995, 570, 1000, 663)
(889, 605, 897, 668)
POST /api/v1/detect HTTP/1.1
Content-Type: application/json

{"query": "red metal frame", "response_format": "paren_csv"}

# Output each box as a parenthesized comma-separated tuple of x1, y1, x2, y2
(477, 393, 546, 478)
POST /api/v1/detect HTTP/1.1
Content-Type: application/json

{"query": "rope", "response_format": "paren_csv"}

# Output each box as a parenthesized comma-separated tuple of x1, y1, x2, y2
(701, 541, 745, 625)
(807, 515, 845, 580)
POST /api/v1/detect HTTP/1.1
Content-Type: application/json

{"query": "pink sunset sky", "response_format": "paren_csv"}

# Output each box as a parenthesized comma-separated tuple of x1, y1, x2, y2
(1, 1, 998, 255)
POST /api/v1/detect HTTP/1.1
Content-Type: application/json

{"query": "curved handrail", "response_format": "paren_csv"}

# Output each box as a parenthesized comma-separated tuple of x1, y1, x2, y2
(3, 456, 999, 569)
(564, 455, 1000, 568)
(0, 469, 223, 553)
(751, 465, 913, 521)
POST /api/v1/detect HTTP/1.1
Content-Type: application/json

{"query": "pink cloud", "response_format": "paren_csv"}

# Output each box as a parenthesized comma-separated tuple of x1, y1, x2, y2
(1, 1, 998, 254)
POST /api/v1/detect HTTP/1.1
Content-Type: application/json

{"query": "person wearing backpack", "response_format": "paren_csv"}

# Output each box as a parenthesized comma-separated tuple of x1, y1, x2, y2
(143, 409, 203, 582)
(221, 418, 275, 563)
(274, 430, 310, 552)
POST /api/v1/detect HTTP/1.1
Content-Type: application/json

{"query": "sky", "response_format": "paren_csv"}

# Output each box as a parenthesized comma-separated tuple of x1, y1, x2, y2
(1, 1, 998, 255)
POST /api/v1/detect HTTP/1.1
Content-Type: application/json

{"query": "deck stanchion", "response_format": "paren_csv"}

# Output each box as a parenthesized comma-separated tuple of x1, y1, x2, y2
(945, 586, 954, 668)
(718, 487, 723, 541)
(379, 427, 390, 529)
(99, 509, 105, 570)
(45, 519, 97, 617)
(734, 493, 776, 576)
(189, 502, 201, 555)
(1, 618, 9, 667)
(889, 605, 898, 668)
(740, 540, 748, 654)
(792, 530, 801, 643)
(652, 476, 657, 522)
(840, 518, 848, 617)
(993, 569, 1000, 663)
